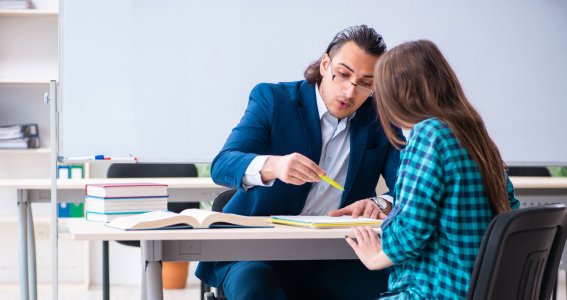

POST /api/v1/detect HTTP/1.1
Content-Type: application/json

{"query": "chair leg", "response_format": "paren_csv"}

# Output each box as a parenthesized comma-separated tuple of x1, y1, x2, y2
(553, 276, 557, 300)
(103, 241, 110, 300)
(201, 281, 212, 300)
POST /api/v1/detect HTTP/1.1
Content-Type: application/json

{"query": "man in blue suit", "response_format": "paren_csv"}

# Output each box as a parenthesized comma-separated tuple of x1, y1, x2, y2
(196, 25, 403, 300)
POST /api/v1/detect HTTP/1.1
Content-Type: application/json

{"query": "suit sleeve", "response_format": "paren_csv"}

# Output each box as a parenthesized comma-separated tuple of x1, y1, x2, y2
(211, 84, 275, 190)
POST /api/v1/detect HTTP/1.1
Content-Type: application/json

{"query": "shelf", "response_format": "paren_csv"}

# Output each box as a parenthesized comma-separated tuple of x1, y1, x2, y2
(0, 79, 53, 85)
(0, 10, 57, 16)
(0, 148, 50, 154)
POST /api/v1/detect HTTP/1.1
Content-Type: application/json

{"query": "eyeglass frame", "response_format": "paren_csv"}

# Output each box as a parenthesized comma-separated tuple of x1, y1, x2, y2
(327, 58, 375, 98)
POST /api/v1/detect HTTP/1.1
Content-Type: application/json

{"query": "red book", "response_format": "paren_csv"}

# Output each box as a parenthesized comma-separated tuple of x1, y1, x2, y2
(85, 183, 168, 198)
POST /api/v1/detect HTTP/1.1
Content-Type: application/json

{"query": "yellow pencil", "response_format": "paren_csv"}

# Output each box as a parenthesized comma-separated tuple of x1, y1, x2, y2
(319, 174, 345, 191)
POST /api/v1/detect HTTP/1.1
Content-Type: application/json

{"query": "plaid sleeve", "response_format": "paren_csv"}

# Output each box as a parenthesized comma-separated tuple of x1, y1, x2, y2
(382, 126, 444, 264)
(506, 175, 521, 209)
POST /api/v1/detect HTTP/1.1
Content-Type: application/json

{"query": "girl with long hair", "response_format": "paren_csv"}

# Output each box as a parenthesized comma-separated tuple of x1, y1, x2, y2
(346, 40, 520, 299)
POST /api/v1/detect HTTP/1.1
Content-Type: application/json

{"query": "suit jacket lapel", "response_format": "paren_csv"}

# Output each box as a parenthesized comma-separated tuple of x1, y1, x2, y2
(342, 100, 372, 205)
(297, 81, 322, 163)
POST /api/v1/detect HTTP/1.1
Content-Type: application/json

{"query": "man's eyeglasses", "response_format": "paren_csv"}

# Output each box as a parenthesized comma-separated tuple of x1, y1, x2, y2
(328, 60, 375, 98)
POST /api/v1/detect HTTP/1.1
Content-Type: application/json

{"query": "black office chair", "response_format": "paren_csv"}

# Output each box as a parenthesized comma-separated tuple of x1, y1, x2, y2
(104, 163, 198, 299)
(507, 166, 551, 177)
(211, 189, 236, 213)
(506, 165, 565, 299)
(203, 189, 236, 300)
(467, 203, 567, 300)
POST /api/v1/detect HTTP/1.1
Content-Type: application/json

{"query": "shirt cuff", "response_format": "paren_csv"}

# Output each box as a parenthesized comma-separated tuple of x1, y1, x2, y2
(242, 155, 275, 189)
(379, 195, 393, 203)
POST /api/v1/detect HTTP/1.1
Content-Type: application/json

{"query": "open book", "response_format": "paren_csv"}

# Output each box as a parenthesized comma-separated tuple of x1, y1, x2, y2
(270, 215, 382, 229)
(106, 208, 271, 230)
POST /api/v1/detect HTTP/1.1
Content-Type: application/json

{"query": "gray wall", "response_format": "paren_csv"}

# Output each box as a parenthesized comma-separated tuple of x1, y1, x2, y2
(60, 0, 567, 164)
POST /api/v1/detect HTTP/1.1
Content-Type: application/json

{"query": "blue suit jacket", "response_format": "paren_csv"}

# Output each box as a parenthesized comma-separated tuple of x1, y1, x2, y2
(196, 80, 402, 286)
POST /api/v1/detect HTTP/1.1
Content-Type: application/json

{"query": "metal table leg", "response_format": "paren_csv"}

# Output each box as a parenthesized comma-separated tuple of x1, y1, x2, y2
(141, 247, 147, 300)
(17, 189, 29, 300)
(27, 203, 37, 300)
(141, 240, 163, 300)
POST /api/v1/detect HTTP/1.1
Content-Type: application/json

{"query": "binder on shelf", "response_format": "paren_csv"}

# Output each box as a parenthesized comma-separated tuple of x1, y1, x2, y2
(0, 123, 40, 149)
(70, 165, 84, 179)
(58, 203, 71, 218)
(57, 165, 70, 179)
(69, 203, 84, 218)
(0, 123, 38, 139)
(0, 137, 40, 149)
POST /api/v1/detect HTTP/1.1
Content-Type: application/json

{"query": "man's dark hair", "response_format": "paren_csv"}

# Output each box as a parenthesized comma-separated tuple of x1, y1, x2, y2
(304, 25, 387, 85)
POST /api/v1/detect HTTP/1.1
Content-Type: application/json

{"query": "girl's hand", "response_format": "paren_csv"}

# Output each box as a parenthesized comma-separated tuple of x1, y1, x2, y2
(346, 226, 388, 270)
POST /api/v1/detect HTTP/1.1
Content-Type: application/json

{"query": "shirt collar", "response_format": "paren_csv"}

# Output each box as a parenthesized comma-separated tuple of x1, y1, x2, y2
(315, 84, 356, 122)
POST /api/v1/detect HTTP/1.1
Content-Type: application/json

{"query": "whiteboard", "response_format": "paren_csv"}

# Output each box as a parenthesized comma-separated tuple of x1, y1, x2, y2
(59, 0, 567, 164)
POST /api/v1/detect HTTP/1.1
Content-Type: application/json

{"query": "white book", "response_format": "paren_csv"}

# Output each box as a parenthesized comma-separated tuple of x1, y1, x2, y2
(106, 209, 270, 230)
(85, 197, 168, 213)
(86, 203, 167, 213)
(85, 183, 168, 198)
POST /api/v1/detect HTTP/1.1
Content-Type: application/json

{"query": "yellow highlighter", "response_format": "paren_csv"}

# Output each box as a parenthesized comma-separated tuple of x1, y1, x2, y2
(319, 174, 345, 191)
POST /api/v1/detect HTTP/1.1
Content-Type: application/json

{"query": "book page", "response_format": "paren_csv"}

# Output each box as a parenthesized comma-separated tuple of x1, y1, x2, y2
(180, 209, 216, 226)
(107, 210, 198, 230)
(180, 209, 270, 228)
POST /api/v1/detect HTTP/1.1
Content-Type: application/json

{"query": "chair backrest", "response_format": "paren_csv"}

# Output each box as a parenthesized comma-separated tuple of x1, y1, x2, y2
(107, 163, 198, 214)
(467, 204, 567, 300)
(107, 163, 198, 178)
(507, 167, 551, 177)
(212, 189, 236, 212)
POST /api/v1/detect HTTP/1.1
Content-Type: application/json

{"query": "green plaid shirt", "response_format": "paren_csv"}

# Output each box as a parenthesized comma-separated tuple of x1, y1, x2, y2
(381, 118, 520, 299)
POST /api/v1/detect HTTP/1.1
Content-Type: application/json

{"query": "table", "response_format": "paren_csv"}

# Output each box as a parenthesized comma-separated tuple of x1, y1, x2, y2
(511, 177, 567, 209)
(2, 176, 567, 299)
(66, 218, 361, 300)
(0, 178, 226, 300)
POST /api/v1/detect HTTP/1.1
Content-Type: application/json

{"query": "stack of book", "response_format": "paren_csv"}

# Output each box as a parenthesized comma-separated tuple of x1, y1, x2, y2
(0, 123, 40, 149)
(85, 183, 169, 223)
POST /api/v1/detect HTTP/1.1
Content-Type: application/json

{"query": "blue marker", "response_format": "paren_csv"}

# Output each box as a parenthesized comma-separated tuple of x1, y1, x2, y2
(59, 155, 105, 161)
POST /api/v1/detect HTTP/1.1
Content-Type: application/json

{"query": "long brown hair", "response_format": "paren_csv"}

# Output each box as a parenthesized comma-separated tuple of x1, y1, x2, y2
(304, 25, 387, 85)
(374, 40, 510, 214)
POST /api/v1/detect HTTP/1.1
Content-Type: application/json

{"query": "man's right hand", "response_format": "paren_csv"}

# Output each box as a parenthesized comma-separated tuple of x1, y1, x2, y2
(260, 153, 324, 185)
(328, 199, 388, 220)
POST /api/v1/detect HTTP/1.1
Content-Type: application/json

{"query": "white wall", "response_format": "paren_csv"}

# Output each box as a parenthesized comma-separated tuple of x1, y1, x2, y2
(59, 0, 567, 165)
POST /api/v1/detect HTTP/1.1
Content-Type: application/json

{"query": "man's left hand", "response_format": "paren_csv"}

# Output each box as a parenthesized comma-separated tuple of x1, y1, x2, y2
(328, 199, 387, 219)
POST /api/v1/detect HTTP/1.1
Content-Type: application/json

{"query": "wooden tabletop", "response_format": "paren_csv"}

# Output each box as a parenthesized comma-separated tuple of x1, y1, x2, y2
(64, 218, 363, 241)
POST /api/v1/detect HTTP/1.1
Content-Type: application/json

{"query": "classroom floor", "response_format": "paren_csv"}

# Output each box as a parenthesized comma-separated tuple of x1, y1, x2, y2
(2, 268, 567, 299)
(1, 264, 204, 300)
